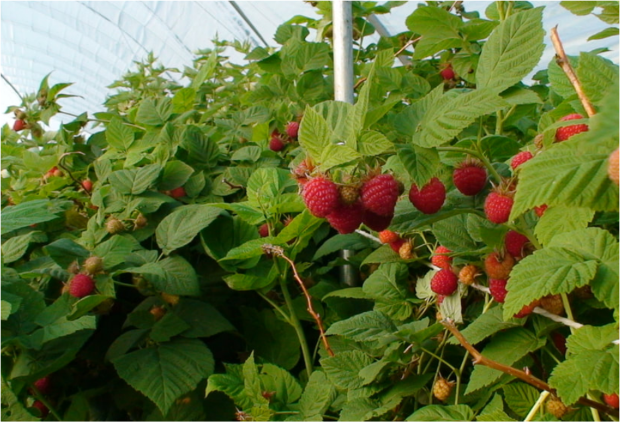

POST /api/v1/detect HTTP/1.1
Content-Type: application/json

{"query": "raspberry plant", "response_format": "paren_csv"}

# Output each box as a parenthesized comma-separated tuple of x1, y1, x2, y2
(2, 1, 619, 421)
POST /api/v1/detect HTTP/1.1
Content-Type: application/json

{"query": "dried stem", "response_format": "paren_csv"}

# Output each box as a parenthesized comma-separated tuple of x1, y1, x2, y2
(58, 152, 91, 197)
(442, 319, 619, 418)
(394, 36, 422, 58)
(265, 245, 335, 357)
(550, 27, 596, 117)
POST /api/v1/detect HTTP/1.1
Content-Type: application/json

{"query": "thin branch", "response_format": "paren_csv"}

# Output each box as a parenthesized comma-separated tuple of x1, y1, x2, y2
(353, 77, 367, 90)
(57, 152, 91, 197)
(355, 229, 381, 244)
(550, 27, 596, 117)
(394, 36, 422, 58)
(532, 307, 583, 330)
(1, 73, 24, 100)
(524, 391, 550, 422)
(442, 319, 619, 418)
(263, 244, 335, 357)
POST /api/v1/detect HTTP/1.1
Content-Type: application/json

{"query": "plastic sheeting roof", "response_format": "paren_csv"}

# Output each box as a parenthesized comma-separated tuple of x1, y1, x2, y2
(1, 1, 618, 128)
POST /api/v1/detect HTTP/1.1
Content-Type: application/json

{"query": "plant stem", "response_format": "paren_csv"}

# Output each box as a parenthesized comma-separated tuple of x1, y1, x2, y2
(495, 109, 504, 135)
(30, 387, 63, 421)
(524, 391, 550, 422)
(257, 291, 290, 323)
(420, 347, 459, 376)
(279, 277, 314, 377)
(587, 393, 602, 422)
(560, 293, 576, 334)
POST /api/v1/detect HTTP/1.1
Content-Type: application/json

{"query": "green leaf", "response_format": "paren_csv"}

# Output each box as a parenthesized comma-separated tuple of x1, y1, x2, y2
(173, 299, 235, 338)
(206, 365, 252, 410)
(150, 312, 190, 343)
(313, 233, 373, 260)
(413, 89, 508, 148)
(172, 87, 196, 113)
(397, 144, 440, 187)
(465, 328, 545, 394)
(447, 306, 524, 346)
(1, 376, 38, 421)
(67, 295, 112, 321)
(137, 98, 172, 126)
(94, 235, 136, 270)
(113, 338, 214, 415)
(319, 143, 361, 171)
(158, 256, 200, 296)
(298, 371, 337, 420)
(357, 131, 393, 157)
(560, 1, 595, 15)
(320, 350, 373, 390)
(326, 311, 396, 343)
(362, 263, 413, 321)
(246, 168, 291, 209)
(159, 161, 194, 191)
(548, 55, 580, 98)
(476, 7, 545, 93)
(259, 363, 302, 405)
(28, 315, 97, 346)
(406, 7, 463, 60)
(1, 301, 12, 320)
(477, 393, 515, 422)
(106, 117, 134, 151)
(314, 101, 355, 147)
(588, 27, 620, 41)
(243, 352, 268, 405)
(200, 215, 260, 272)
(322, 287, 369, 300)
(1, 199, 71, 235)
(2, 231, 46, 264)
(534, 206, 595, 245)
(406, 404, 474, 421)
(191, 50, 218, 90)
(180, 126, 220, 169)
(576, 52, 619, 104)
(44, 238, 90, 268)
(156, 205, 221, 255)
(502, 383, 541, 418)
(433, 214, 478, 253)
(108, 164, 162, 195)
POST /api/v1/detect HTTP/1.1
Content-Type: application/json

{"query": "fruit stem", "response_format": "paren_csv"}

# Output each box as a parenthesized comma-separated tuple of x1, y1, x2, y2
(420, 347, 460, 377)
(30, 386, 63, 421)
(560, 293, 576, 335)
(257, 291, 291, 323)
(524, 391, 550, 422)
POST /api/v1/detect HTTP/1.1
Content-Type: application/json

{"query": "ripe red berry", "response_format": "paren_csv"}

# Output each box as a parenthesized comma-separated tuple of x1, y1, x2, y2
(409, 177, 446, 214)
(325, 202, 364, 234)
(32, 400, 49, 418)
(551, 332, 567, 355)
(505, 230, 529, 259)
(389, 238, 406, 253)
(431, 269, 459, 296)
(169, 186, 186, 199)
(362, 210, 393, 232)
(513, 300, 539, 318)
(431, 246, 452, 270)
(485, 251, 515, 279)
(489, 279, 508, 303)
(258, 223, 269, 237)
(69, 274, 95, 298)
(379, 230, 400, 244)
(534, 204, 548, 217)
(33, 377, 51, 394)
(82, 179, 93, 192)
(360, 174, 400, 217)
(269, 137, 285, 152)
(555, 113, 588, 142)
(286, 121, 300, 138)
(453, 159, 487, 196)
(511, 151, 534, 170)
(440, 65, 455, 81)
(13, 119, 26, 131)
(302, 176, 340, 218)
(603, 393, 619, 409)
(484, 191, 514, 224)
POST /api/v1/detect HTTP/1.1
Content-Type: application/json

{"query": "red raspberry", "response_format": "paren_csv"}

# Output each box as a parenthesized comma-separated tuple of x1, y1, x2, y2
(511, 151, 534, 170)
(362, 210, 393, 232)
(408, 177, 446, 214)
(603, 393, 619, 409)
(360, 174, 400, 217)
(534, 204, 548, 217)
(33, 377, 51, 394)
(302, 177, 340, 218)
(489, 279, 507, 303)
(485, 251, 515, 279)
(551, 332, 567, 355)
(555, 113, 588, 142)
(513, 300, 539, 318)
(13, 119, 26, 131)
(286, 121, 300, 138)
(504, 230, 529, 259)
(32, 400, 49, 418)
(258, 223, 269, 237)
(453, 159, 487, 196)
(389, 238, 405, 253)
(379, 230, 400, 244)
(437, 295, 446, 305)
(484, 191, 514, 224)
(326, 202, 364, 234)
(69, 274, 95, 298)
(440, 65, 455, 81)
(431, 246, 452, 270)
(82, 179, 93, 192)
(169, 186, 186, 199)
(269, 137, 285, 151)
(431, 269, 458, 296)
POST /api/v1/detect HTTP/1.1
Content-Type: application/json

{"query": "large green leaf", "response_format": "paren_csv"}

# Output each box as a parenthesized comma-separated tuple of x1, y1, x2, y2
(2, 231, 47, 264)
(326, 311, 396, 343)
(397, 144, 440, 187)
(113, 338, 214, 415)
(576, 52, 619, 104)
(159, 161, 194, 191)
(362, 263, 413, 321)
(106, 117, 134, 151)
(534, 206, 595, 245)
(447, 306, 524, 346)
(93, 235, 136, 270)
(108, 164, 162, 195)
(320, 350, 373, 390)
(200, 215, 260, 272)
(476, 7, 545, 93)
(297, 371, 337, 420)
(298, 106, 333, 162)
(502, 383, 540, 418)
(406, 405, 474, 421)
(156, 205, 221, 255)
(173, 299, 234, 338)
(406, 7, 464, 59)
(1, 199, 71, 235)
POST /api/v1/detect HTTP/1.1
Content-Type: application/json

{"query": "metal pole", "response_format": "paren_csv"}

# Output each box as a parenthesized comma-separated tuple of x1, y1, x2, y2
(332, 0, 358, 286)
(367, 14, 411, 66)
(228, 1, 271, 48)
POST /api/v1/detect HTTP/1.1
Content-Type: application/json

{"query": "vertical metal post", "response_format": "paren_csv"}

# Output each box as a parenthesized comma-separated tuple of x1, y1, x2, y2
(332, 0, 358, 286)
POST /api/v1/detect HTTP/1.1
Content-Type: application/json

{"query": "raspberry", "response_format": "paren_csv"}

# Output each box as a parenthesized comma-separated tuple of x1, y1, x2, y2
(169, 186, 186, 199)
(379, 230, 400, 244)
(408, 177, 446, 214)
(551, 332, 567, 355)
(286, 121, 300, 138)
(484, 190, 514, 224)
(511, 151, 534, 170)
(534, 204, 548, 217)
(302, 177, 340, 218)
(399, 241, 413, 260)
(32, 400, 49, 418)
(608, 148, 619, 186)
(540, 294, 564, 316)
(360, 174, 400, 217)
(161, 292, 180, 306)
(555, 113, 588, 142)
(546, 397, 568, 418)
(33, 377, 51, 395)
(258, 223, 269, 237)
(389, 239, 405, 253)
(513, 300, 539, 318)
(603, 393, 619, 409)
(13, 119, 26, 131)
(339, 184, 360, 205)
(325, 202, 364, 234)
(436, 296, 445, 306)
(458, 265, 480, 285)
(431, 246, 452, 270)
(150, 305, 167, 321)
(134, 213, 148, 229)
(433, 378, 454, 401)
(83, 256, 104, 274)
(440, 65, 455, 81)
(269, 136, 285, 152)
(69, 274, 95, 298)
(489, 279, 507, 303)
(431, 269, 459, 296)
(363, 210, 393, 232)
(106, 218, 125, 234)
(505, 230, 529, 259)
(485, 251, 515, 279)
(82, 179, 93, 192)
(453, 158, 487, 196)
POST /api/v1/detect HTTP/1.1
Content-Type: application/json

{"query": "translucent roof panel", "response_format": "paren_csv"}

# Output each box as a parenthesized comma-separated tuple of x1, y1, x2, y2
(1, 1, 618, 129)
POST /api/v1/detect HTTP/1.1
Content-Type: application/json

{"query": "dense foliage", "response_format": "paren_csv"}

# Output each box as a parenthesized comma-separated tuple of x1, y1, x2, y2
(2, 1, 619, 421)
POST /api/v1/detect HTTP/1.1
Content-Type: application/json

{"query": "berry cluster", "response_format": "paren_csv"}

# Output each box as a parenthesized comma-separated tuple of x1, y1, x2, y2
(29, 376, 52, 417)
(269, 120, 300, 152)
